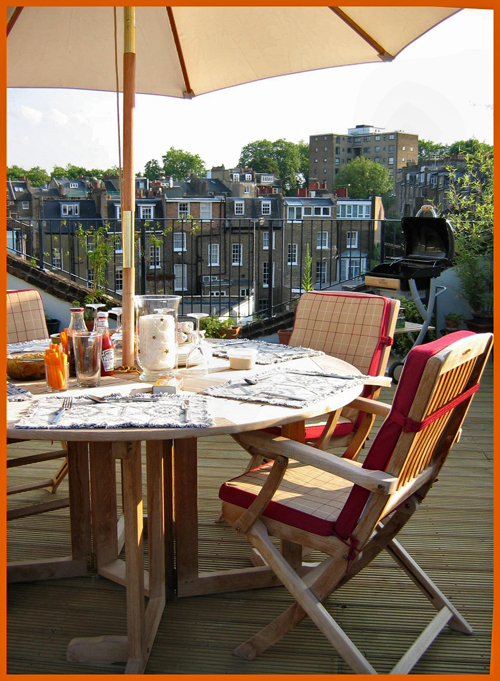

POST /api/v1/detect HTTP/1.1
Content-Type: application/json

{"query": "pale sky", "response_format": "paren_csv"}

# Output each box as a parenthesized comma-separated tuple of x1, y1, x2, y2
(7, 8, 493, 176)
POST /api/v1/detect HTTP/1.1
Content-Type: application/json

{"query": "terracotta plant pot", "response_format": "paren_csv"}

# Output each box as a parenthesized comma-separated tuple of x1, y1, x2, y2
(85, 319, 94, 331)
(218, 326, 241, 339)
(278, 329, 293, 345)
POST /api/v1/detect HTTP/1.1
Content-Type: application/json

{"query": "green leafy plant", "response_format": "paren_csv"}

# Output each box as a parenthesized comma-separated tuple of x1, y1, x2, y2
(199, 316, 236, 338)
(302, 244, 314, 292)
(443, 312, 465, 327)
(76, 222, 114, 315)
(393, 299, 436, 358)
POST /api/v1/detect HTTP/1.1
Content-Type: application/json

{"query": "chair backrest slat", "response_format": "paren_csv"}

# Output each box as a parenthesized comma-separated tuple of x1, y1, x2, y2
(7, 289, 49, 343)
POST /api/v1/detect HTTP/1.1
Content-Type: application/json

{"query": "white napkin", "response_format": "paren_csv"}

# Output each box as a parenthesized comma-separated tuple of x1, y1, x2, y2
(208, 339, 324, 365)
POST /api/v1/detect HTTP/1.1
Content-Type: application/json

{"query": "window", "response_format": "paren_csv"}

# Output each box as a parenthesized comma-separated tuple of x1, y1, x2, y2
(388, 157, 394, 165)
(402, 157, 405, 163)
(346, 231, 358, 249)
(262, 261, 275, 288)
(388, 145, 394, 152)
(389, 134, 395, 140)
(114, 232, 123, 253)
(232, 243, 243, 266)
(210, 290, 226, 297)
(87, 269, 95, 288)
(61, 203, 79, 216)
(324, 146, 328, 151)
(375, 157, 380, 163)
(323, 169, 327, 174)
(262, 231, 275, 250)
(139, 205, 154, 220)
(316, 261, 327, 285)
(244, 186, 250, 194)
(240, 288, 250, 296)
(258, 298, 269, 312)
(178, 202, 189, 218)
(245, 173, 252, 181)
(115, 267, 123, 293)
(69, 182, 78, 189)
(314, 158, 318, 163)
(287, 205, 302, 221)
(335, 147, 340, 155)
(234, 201, 244, 216)
(260, 175, 274, 183)
(173, 232, 187, 252)
(363, 147, 370, 153)
(402, 146, 406, 151)
(335, 158, 340, 166)
(375, 146, 381, 152)
(174, 264, 188, 291)
(22, 201, 29, 210)
(323, 158, 328, 162)
(410, 147, 414, 152)
(208, 243, 220, 266)
(232, 172, 240, 182)
(287, 243, 298, 265)
(261, 201, 271, 216)
(86, 235, 95, 252)
(375, 135, 381, 141)
(317, 231, 328, 249)
(52, 248, 62, 269)
(315, 147, 319, 152)
(115, 204, 121, 220)
(364, 205, 371, 218)
(149, 244, 161, 269)
(200, 202, 212, 221)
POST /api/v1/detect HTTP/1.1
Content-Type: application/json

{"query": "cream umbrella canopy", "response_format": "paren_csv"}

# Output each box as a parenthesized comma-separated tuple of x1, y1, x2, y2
(7, 6, 460, 365)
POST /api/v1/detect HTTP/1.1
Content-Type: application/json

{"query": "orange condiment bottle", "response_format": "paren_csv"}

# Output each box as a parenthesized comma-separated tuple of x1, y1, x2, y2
(96, 311, 115, 376)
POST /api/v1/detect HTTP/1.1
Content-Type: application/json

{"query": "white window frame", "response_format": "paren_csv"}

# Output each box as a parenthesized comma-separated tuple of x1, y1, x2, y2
(178, 202, 189, 218)
(69, 182, 78, 189)
(317, 231, 328, 249)
(114, 204, 122, 220)
(208, 243, 220, 266)
(200, 202, 212, 221)
(232, 172, 240, 182)
(87, 269, 95, 288)
(52, 247, 62, 269)
(262, 231, 276, 250)
(234, 201, 244, 216)
(115, 267, 123, 293)
(388, 157, 394, 165)
(240, 288, 250, 297)
(287, 205, 302, 222)
(346, 231, 359, 249)
(22, 201, 29, 210)
(245, 173, 252, 181)
(174, 263, 188, 291)
(232, 243, 243, 266)
(86, 235, 95, 253)
(260, 175, 274, 183)
(61, 203, 79, 216)
(114, 232, 123, 253)
(316, 261, 327, 285)
(244, 186, 250, 194)
(261, 201, 271, 216)
(149, 244, 161, 269)
(173, 232, 187, 252)
(287, 243, 298, 265)
(262, 261, 275, 288)
(139, 204, 154, 220)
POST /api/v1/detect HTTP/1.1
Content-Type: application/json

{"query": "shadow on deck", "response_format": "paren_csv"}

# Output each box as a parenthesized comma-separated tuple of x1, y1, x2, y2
(7, 361, 493, 674)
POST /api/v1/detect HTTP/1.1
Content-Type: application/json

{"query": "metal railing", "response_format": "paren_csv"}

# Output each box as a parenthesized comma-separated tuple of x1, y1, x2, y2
(7, 216, 403, 322)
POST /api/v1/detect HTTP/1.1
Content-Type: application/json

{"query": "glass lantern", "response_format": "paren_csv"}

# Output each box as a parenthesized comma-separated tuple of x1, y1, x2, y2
(134, 295, 181, 382)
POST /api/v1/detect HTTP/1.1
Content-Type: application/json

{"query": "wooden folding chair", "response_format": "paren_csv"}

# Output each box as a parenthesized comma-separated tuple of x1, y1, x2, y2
(220, 331, 493, 674)
(7, 289, 69, 520)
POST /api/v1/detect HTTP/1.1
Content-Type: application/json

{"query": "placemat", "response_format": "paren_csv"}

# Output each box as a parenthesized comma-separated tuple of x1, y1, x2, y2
(204, 368, 367, 408)
(7, 382, 33, 401)
(14, 392, 214, 430)
(208, 339, 323, 364)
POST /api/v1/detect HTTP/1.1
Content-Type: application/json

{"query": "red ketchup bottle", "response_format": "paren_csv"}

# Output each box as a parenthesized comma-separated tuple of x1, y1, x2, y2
(96, 311, 115, 376)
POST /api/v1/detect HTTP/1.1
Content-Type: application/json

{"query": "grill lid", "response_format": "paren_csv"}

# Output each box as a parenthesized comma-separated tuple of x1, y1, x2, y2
(402, 214, 455, 265)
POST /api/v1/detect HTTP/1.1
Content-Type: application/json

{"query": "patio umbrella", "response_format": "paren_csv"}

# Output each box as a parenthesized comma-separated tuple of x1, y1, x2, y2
(7, 6, 460, 365)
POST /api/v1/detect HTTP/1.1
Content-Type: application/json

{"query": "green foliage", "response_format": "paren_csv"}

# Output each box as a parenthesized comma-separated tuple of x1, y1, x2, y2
(302, 244, 314, 292)
(161, 147, 206, 180)
(143, 159, 163, 181)
(199, 316, 236, 338)
(445, 142, 493, 315)
(238, 138, 307, 195)
(334, 157, 393, 200)
(75, 222, 114, 305)
(443, 312, 465, 326)
(7, 164, 50, 186)
(418, 139, 449, 164)
(393, 299, 436, 358)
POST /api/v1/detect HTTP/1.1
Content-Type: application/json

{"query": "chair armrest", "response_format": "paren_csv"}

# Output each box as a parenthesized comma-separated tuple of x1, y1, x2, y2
(238, 431, 398, 495)
(347, 396, 392, 418)
(364, 375, 392, 388)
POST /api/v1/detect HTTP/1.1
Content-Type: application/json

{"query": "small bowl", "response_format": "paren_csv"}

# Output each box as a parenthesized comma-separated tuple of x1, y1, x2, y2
(228, 347, 257, 370)
(7, 353, 46, 381)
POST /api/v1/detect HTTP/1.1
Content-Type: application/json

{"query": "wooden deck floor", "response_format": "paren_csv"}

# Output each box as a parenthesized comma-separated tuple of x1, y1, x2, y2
(7, 361, 493, 674)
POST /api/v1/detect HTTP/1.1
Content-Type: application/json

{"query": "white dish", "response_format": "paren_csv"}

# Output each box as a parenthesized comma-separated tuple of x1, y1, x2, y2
(176, 343, 195, 366)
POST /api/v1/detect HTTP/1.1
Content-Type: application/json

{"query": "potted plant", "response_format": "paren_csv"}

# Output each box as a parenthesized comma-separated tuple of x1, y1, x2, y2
(45, 314, 60, 335)
(453, 250, 493, 326)
(443, 312, 465, 330)
(199, 315, 241, 339)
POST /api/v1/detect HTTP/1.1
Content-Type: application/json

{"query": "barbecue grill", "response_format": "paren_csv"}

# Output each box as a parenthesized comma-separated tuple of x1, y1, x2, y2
(353, 206, 455, 379)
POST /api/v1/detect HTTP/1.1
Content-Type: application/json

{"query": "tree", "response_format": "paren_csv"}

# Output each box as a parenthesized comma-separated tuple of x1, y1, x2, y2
(418, 139, 449, 164)
(448, 138, 492, 157)
(7, 164, 26, 180)
(161, 147, 206, 180)
(7, 165, 50, 186)
(334, 157, 393, 200)
(238, 138, 306, 195)
(143, 159, 163, 182)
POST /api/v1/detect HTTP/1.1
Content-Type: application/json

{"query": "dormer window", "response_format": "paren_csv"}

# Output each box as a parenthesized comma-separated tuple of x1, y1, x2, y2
(233, 173, 240, 182)
(260, 175, 274, 183)
(245, 173, 252, 181)
(69, 182, 78, 189)
(61, 203, 79, 216)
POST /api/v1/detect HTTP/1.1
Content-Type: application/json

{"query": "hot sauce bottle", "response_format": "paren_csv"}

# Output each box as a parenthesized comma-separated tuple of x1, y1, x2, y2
(96, 311, 115, 376)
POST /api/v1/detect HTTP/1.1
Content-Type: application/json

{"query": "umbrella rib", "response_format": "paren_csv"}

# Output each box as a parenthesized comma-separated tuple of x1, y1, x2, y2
(329, 7, 394, 61)
(7, 7, 24, 37)
(166, 7, 195, 98)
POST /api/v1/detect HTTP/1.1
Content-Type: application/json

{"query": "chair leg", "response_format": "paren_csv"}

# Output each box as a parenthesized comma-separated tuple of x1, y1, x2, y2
(235, 520, 377, 674)
(46, 456, 69, 494)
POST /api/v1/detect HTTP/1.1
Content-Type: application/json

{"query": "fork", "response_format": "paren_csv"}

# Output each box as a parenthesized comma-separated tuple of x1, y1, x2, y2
(181, 399, 190, 422)
(52, 396, 73, 424)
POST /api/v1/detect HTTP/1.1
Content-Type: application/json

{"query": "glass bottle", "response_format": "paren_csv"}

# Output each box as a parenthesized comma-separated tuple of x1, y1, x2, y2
(96, 311, 115, 376)
(110, 307, 123, 369)
(67, 307, 86, 377)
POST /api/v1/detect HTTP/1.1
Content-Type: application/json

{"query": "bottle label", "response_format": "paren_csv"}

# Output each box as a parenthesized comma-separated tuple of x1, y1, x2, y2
(101, 348, 115, 373)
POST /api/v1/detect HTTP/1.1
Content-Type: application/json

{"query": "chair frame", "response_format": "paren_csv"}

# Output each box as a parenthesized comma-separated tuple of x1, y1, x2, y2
(221, 332, 493, 674)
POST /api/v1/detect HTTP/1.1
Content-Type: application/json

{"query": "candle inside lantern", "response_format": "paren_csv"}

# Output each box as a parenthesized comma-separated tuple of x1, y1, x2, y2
(138, 311, 176, 372)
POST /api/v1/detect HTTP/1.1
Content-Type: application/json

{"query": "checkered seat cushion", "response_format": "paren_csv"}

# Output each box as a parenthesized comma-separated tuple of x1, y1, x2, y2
(7, 289, 49, 343)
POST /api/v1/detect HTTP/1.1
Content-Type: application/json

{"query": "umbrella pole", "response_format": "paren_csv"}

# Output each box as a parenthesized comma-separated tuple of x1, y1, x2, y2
(121, 7, 136, 368)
